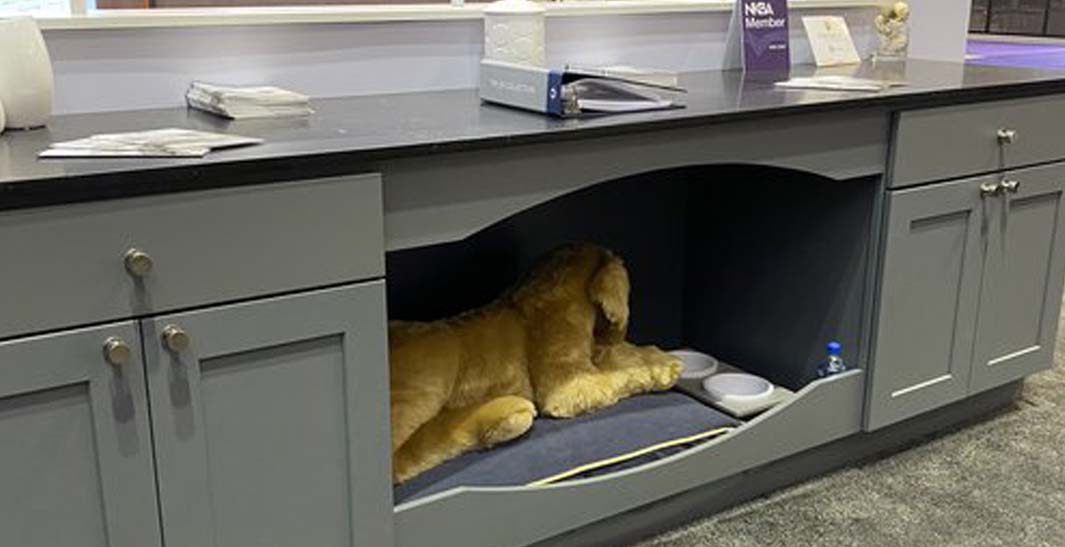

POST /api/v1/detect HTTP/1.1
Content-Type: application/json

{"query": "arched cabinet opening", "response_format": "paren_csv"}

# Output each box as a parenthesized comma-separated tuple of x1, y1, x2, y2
(387, 164, 876, 389)
(386, 163, 877, 508)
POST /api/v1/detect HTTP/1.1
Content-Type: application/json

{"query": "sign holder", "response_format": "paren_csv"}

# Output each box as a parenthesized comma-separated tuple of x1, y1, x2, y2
(724, 0, 791, 75)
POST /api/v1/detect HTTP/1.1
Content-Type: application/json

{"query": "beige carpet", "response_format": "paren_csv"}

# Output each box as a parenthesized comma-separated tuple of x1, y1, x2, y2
(635, 308, 1065, 547)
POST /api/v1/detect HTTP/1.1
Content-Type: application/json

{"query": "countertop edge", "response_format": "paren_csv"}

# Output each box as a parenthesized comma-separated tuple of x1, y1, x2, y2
(4, 70, 1065, 211)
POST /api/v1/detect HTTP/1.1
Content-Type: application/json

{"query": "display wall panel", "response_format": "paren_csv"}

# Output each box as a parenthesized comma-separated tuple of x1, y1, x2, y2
(988, 0, 1051, 35)
(972, 0, 991, 32)
(1047, 0, 1065, 35)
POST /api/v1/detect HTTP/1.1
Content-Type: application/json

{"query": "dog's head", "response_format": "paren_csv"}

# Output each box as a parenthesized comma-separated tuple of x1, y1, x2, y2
(508, 243, 632, 344)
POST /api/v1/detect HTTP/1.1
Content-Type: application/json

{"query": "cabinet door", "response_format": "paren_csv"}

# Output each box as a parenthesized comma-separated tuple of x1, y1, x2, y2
(0, 323, 161, 547)
(970, 163, 1065, 393)
(866, 177, 987, 430)
(143, 282, 393, 547)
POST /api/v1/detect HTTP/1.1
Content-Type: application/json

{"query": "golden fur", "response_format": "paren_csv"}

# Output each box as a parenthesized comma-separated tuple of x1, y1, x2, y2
(389, 243, 683, 483)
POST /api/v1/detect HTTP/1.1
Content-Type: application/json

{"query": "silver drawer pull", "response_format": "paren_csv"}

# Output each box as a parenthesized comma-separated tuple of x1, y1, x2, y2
(997, 128, 1018, 146)
(1000, 178, 1021, 194)
(124, 248, 154, 277)
(161, 325, 191, 353)
(980, 181, 1003, 197)
(103, 337, 132, 367)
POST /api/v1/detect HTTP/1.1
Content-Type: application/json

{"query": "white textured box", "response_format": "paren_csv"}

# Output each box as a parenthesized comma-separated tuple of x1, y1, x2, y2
(484, 0, 546, 67)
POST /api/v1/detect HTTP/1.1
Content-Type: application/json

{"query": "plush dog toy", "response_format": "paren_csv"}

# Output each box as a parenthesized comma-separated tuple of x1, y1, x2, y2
(390, 243, 683, 483)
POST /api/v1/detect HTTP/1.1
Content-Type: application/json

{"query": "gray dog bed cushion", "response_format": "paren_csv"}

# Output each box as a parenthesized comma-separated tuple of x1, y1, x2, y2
(394, 391, 740, 505)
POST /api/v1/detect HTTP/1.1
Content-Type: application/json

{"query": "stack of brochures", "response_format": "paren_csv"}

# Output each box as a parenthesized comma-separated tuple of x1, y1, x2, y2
(38, 128, 264, 158)
(774, 75, 906, 92)
(186, 82, 313, 119)
(480, 60, 686, 117)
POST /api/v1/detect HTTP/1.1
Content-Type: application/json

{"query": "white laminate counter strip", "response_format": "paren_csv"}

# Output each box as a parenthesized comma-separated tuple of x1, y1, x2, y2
(36, 0, 879, 30)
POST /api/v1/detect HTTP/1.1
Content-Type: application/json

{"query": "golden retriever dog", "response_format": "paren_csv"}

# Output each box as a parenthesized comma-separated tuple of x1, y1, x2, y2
(389, 243, 682, 483)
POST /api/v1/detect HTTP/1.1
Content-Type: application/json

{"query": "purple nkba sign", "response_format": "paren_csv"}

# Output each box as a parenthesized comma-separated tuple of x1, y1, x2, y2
(742, 0, 791, 72)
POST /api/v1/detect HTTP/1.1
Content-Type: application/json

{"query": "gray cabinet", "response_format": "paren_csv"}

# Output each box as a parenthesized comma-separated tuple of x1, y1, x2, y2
(970, 164, 1065, 393)
(0, 173, 389, 547)
(0, 322, 161, 547)
(142, 282, 394, 547)
(869, 162, 1065, 429)
(867, 177, 985, 429)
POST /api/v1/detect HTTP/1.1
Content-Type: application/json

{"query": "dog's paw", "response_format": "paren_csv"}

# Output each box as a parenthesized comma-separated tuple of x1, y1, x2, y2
(392, 452, 426, 484)
(650, 357, 683, 388)
(479, 396, 537, 446)
(539, 374, 620, 418)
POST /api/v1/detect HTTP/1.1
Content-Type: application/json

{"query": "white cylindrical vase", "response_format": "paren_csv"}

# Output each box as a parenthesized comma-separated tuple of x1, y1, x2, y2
(0, 17, 54, 130)
(484, 0, 546, 67)
(0, 99, 6, 134)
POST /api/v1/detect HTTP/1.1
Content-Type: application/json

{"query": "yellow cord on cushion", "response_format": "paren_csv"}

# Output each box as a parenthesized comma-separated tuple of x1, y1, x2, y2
(525, 426, 736, 487)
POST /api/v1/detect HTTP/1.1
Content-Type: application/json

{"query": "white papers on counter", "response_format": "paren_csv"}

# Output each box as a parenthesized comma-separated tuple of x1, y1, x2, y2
(186, 82, 313, 119)
(38, 128, 263, 158)
(566, 78, 677, 113)
(775, 75, 906, 92)
(564, 65, 680, 88)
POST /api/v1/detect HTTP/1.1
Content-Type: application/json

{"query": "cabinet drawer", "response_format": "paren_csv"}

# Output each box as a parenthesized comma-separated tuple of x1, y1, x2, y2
(890, 94, 1065, 188)
(0, 174, 384, 338)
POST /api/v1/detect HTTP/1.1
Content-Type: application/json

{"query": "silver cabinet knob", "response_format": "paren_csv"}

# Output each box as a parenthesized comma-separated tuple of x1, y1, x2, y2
(980, 180, 1003, 197)
(161, 325, 191, 353)
(997, 128, 1018, 145)
(124, 248, 154, 277)
(103, 337, 132, 367)
(1000, 178, 1021, 194)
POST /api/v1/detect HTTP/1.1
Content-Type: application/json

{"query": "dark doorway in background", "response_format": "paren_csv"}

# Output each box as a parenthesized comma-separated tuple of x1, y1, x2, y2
(972, 0, 1065, 37)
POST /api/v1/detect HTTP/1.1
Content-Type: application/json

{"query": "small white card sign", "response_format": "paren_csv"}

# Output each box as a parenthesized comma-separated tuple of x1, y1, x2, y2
(802, 16, 861, 67)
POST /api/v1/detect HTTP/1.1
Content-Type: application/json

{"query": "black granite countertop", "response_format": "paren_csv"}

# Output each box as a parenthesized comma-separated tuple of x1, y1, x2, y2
(3, 59, 1065, 210)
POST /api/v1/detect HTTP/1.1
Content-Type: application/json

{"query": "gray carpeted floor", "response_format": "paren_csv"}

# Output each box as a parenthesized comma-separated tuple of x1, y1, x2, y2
(635, 305, 1065, 547)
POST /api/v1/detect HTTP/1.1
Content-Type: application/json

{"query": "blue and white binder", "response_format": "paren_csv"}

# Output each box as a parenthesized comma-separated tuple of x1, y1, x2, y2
(479, 60, 685, 118)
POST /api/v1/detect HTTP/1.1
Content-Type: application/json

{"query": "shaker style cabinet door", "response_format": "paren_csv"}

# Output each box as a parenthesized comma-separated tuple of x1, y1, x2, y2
(0, 322, 161, 547)
(866, 177, 987, 430)
(143, 282, 393, 547)
(970, 163, 1065, 393)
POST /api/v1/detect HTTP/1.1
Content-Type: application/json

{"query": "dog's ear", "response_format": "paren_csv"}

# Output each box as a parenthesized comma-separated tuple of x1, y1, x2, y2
(588, 250, 630, 343)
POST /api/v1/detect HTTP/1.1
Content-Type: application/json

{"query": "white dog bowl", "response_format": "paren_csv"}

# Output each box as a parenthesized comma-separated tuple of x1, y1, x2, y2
(702, 373, 773, 404)
(669, 349, 719, 380)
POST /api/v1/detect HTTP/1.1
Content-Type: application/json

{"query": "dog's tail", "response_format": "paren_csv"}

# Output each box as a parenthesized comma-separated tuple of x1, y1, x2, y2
(588, 249, 630, 344)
